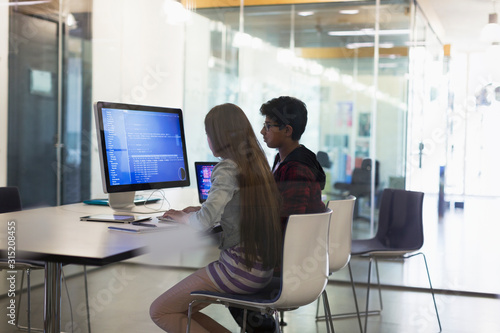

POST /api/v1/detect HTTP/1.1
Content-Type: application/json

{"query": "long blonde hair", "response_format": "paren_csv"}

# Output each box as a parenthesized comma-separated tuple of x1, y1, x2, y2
(205, 103, 282, 269)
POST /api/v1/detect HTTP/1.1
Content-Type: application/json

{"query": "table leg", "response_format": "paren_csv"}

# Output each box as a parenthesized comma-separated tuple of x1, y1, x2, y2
(44, 262, 62, 333)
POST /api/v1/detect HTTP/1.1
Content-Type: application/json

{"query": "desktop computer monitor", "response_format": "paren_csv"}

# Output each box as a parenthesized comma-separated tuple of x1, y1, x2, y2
(94, 101, 190, 210)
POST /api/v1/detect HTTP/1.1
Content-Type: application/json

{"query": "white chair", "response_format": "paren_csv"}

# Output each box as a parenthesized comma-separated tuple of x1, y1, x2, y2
(316, 196, 363, 333)
(187, 209, 333, 333)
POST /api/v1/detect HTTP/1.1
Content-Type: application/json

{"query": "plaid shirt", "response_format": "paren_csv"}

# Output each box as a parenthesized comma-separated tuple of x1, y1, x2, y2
(273, 159, 326, 232)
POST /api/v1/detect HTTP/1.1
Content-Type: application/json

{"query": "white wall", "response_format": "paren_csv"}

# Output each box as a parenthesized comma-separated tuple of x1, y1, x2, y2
(91, 0, 186, 198)
(460, 49, 500, 196)
(237, 44, 322, 162)
(0, 1, 8, 186)
(183, 13, 213, 173)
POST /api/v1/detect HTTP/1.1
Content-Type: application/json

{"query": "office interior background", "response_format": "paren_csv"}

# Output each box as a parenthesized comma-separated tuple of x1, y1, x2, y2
(1, 0, 500, 331)
(2, 0, 500, 206)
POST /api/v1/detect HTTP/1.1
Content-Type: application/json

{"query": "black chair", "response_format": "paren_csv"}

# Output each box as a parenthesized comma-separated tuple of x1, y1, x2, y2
(0, 187, 45, 331)
(334, 158, 379, 218)
(0, 186, 23, 213)
(317, 151, 332, 169)
(334, 188, 441, 333)
(0, 186, 91, 333)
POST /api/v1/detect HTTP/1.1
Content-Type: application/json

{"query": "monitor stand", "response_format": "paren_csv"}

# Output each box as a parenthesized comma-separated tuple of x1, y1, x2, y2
(108, 191, 136, 212)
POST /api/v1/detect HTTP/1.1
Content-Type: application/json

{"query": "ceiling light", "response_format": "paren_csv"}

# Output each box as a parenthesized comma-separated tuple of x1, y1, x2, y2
(298, 11, 314, 17)
(480, 13, 500, 44)
(339, 9, 359, 15)
(66, 14, 77, 27)
(233, 32, 252, 48)
(346, 42, 394, 49)
(3, 0, 50, 5)
(379, 63, 398, 68)
(163, 1, 190, 25)
(328, 29, 409, 36)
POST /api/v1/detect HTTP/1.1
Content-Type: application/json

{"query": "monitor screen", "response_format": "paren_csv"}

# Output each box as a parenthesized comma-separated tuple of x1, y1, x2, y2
(94, 101, 190, 194)
(195, 162, 218, 203)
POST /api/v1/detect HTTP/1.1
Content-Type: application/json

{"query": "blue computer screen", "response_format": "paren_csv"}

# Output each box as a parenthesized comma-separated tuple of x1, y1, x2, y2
(95, 102, 190, 193)
(195, 162, 217, 203)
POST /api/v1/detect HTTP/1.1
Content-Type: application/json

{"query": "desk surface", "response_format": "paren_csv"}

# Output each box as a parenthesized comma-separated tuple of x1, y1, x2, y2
(0, 188, 204, 266)
(0, 204, 149, 265)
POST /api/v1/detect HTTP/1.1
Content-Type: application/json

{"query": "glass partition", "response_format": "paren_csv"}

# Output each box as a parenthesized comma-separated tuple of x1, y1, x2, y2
(4, 0, 442, 220)
(406, 3, 447, 193)
(188, 1, 411, 228)
(6, 1, 93, 207)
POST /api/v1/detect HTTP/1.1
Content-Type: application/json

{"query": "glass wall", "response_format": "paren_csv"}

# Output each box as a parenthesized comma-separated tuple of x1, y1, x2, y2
(406, 3, 448, 194)
(5, 1, 92, 207)
(185, 1, 412, 226)
(448, 48, 500, 197)
(2, 0, 446, 216)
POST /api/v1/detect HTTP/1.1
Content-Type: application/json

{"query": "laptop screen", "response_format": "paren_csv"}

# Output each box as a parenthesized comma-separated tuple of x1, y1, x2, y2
(195, 162, 218, 203)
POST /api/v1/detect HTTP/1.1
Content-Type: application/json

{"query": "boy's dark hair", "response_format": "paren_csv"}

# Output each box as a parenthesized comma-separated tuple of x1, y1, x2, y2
(260, 96, 308, 141)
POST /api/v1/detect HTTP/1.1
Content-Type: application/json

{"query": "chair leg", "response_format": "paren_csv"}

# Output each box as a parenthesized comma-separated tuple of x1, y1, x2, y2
(364, 258, 373, 333)
(15, 269, 26, 329)
(315, 263, 364, 333)
(374, 259, 383, 311)
(241, 309, 248, 333)
(418, 253, 442, 332)
(321, 290, 335, 333)
(14, 266, 91, 333)
(83, 265, 91, 333)
(186, 300, 195, 333)
(27, 269, 31, 333)
(279, 310, 287, 326)
(348, 262, 364, 333)
(15, 269, 43, 333)
(315, 293, 322, 320)
(273, 309, 282, 333)
(362, 258, 384, 333)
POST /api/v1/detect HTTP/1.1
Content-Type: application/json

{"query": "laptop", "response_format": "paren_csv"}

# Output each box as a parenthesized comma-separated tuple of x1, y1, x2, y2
(195, 161, 218, 203)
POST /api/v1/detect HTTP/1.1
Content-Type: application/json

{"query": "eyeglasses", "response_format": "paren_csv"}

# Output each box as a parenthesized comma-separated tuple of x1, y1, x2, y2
(262, 122, 283, 132)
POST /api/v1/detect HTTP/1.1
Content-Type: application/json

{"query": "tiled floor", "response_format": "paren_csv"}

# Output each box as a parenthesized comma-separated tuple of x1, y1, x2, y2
(1, 194, 500, 332)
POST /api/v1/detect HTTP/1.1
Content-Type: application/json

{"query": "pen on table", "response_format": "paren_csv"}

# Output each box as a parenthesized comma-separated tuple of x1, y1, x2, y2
(131, 222, 157, 227)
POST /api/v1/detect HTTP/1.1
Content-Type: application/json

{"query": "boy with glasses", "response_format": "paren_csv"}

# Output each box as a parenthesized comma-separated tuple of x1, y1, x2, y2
(260, 96, 326, 233)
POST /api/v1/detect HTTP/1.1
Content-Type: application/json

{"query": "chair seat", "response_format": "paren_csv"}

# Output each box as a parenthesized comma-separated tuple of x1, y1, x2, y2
(352, 238, 421, 257)
(191, 278, 283, 308)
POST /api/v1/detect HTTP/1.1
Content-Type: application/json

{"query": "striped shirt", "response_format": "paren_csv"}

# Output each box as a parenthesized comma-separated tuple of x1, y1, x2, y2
(206, 245, 274, 294)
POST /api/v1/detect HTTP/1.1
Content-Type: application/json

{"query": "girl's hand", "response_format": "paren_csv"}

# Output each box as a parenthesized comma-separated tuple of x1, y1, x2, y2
(162, 209, 189, 224)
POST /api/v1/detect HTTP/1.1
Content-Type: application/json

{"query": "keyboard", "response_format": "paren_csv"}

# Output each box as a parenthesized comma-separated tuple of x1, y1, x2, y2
(157, 216, 176, 223)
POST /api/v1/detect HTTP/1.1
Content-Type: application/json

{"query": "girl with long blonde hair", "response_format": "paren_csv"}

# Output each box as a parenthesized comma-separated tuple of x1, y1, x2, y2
(150, 103, 282, 333)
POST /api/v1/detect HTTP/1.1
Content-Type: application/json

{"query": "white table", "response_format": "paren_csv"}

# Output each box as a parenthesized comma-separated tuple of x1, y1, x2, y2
(0, 188, 213, 333)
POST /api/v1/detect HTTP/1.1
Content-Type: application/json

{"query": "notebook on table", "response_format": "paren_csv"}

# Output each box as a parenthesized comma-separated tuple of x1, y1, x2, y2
(80, 214, 152, 223)
(108, 221, 178, 233)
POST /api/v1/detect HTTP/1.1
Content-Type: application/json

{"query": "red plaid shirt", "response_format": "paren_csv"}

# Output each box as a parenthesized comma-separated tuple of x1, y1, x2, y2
(273, 160, 326, 232)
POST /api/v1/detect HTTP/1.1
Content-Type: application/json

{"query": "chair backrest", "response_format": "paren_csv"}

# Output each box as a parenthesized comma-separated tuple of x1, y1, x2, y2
(0, 186, 22, 213)
(375, 188, 424, 250)
(317, 151, 332, 168)
(352, 158, 379, 186)
(327, 196, 356, 273)
(276, 209, 332, 309)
